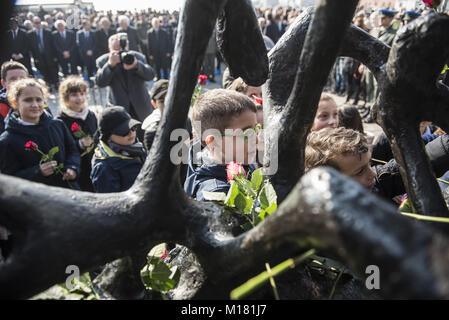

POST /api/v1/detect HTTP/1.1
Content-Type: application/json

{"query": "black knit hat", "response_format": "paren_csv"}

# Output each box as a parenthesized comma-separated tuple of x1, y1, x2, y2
(99, 106, 141, 141)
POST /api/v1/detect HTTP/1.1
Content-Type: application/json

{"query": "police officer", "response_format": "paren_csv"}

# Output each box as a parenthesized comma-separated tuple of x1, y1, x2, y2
(361, 9, 398, 122)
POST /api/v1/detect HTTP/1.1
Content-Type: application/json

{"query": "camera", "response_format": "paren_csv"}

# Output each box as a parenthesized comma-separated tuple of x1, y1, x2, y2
(118, 34, 135, 65)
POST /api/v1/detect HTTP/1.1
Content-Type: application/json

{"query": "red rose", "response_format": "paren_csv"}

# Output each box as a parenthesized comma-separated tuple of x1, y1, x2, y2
(226, 161, 246, 182)
(198, 74, 208, 86)
(24, 141, 38, 151)
(161, 249, 167, 260)
(71, 123, 81, 132)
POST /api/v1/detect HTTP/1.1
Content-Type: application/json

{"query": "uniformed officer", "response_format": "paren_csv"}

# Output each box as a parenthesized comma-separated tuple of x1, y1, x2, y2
(361, 9, 398, 122)
(402, 11, 421, 25)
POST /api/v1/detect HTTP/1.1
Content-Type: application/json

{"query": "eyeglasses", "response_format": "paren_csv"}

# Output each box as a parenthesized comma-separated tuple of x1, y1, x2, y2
(221, 123, 262, 140)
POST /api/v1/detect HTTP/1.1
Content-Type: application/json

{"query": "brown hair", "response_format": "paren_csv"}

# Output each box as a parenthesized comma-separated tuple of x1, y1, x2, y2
(338, 104, 364, 134)
(305, 127, 369, 171)
(192, 89, 257, 144)
(1, 61, 29, 81)
(319, 93, 336, 104)
(58, 76, 89, 111)
(8, 78, 48, 109)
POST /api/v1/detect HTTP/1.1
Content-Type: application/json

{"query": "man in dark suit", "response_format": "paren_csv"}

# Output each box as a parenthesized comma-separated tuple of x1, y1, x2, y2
(77, 20, 97, 80)
(116, 15, 141, 53)
(6, 18, 32, 74)
(52, 19, 79, 76)
(95, 33, 155, 122)
(95, 17, 116, 58)
(147, 18, 171, 80)
(28, 17, 59, 91)
(264, 14, 287, 44)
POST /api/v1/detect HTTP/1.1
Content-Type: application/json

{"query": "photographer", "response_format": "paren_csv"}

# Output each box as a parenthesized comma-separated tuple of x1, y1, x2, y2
(95, 33, 155, 123)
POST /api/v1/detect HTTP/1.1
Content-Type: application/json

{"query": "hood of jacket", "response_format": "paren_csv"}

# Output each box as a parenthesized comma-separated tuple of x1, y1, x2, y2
(4, 110, 53, 135)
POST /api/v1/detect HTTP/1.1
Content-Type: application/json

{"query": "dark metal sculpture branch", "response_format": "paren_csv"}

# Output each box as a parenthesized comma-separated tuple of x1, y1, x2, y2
(2, 0, 449, 300)
(372, 13, 449, 218)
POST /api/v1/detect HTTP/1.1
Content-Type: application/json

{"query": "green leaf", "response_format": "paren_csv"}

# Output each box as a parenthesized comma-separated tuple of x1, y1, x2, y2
(146, 243, 167, 265)
(47, 146, 59, 160)
(250, 168, 264, 192)
(264, 202, 277, 215)
(259, 182, 277, 210)
(224, 181, 240, 206)
(140, 261, 180, 293)
(202, 191, 227, 202)
(234, 192, 253, 215)
(73, 131, 84, 139)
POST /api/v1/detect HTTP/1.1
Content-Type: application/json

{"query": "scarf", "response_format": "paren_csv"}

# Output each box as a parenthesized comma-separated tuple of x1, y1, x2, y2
(63, 107, 89, 121)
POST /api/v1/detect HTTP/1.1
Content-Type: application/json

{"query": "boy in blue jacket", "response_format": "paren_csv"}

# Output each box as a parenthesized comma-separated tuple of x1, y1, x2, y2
(91, 106, 147, 193)
(184, 89, 260, 201)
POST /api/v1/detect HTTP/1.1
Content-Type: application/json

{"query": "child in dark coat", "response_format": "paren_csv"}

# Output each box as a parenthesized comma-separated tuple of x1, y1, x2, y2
(91, 106, 146, 193)
(305, 127, 405, 205)
(184, 89, 259, 201)
(57, 76, 98, 192)
(0, 78, 80, 189)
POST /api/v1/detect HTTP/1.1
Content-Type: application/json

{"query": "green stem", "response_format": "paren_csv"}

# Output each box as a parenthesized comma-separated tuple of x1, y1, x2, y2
(230, 249, 316, 300)
(329, 268, 345, 300)
(265, 263, 280, 300)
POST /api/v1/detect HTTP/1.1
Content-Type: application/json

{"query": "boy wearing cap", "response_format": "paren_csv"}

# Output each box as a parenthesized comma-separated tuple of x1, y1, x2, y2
(142, 79, 169, 151)
(91, 106, 147, 193)
(142, 79, 193, 151)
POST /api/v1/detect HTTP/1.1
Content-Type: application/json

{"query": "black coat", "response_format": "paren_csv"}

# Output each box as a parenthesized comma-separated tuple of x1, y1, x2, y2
(76, 29, 97, 62)
(6, 28, 32, 73)
(264, 21, 287, 44)
(95, 28, 116, 58)
(147, 28, 171, 63)
(52, 29, 78, 61)
(116, 26, 141, 52)
(95, 51, 155, 121)
(28, 28, 58, 64)
(0, 111, 80, 189)
(58, 110, 98, 192)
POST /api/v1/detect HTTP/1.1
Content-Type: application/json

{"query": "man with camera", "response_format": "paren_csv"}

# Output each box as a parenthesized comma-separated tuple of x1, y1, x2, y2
(95, 33, 155, 123)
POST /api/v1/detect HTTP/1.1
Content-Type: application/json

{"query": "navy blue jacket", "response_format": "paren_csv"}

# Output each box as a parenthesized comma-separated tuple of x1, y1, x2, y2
(76, 29, 97, 63)
(91, 140, 146, 193)
(0, 111, 80, 189)
(184, 143, 257, 201)
(58, 110, 98, 192)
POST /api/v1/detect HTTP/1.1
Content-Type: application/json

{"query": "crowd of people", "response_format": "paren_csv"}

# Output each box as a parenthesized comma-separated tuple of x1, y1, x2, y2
(0, 4, 449, 216)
